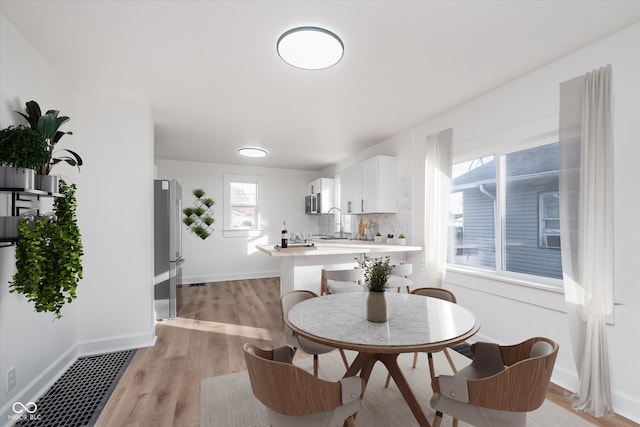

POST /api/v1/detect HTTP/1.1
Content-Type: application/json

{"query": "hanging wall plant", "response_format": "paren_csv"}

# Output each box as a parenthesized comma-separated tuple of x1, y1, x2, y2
(182, 188, 214, 240)
(9, 180, 83, 319)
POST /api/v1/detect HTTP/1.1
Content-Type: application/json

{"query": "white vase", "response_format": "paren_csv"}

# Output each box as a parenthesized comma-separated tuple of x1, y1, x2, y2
(36, 174, 59, 194)
(367, 291, 387, 322)
(0, 166, 35, 190)
(0, 216, 21, 241)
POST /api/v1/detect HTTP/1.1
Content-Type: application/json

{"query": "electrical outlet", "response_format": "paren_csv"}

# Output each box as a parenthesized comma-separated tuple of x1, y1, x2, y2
(7, 366, 16, 392)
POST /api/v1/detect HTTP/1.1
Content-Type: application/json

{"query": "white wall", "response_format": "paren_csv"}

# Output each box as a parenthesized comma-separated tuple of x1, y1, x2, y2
(336, 23, 640, 421)
(0, 13, 79, 420)
(75, 92, 155, 353)
(1, 14, 155, 423)
(155, 159, 318, 283)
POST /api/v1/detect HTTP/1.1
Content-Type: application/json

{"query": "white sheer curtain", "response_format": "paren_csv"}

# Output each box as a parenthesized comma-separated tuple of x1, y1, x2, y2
(424, 129, 453, 287)
(559, 65, 614, 417)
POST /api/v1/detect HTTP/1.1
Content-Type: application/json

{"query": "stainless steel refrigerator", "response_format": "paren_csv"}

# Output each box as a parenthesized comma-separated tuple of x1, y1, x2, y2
(154, 179, 184, 320)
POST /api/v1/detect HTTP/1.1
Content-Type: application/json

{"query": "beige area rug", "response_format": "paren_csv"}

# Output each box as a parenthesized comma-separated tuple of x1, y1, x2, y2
(201, 348, 593, 427)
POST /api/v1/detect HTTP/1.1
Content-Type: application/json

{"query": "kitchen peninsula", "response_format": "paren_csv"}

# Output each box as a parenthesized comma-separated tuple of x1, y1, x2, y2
(257, 240, 423, 295)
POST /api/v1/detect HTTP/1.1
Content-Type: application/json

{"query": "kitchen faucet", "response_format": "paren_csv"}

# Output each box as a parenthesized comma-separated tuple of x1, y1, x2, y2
(327, 207, 344, 238)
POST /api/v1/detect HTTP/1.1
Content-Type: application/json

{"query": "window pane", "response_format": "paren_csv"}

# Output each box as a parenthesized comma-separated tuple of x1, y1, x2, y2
(448, 156, 496, 270)
(231, 206, 256, 228)
(504, 143, 562, 279)
(230, 182, 257, 205)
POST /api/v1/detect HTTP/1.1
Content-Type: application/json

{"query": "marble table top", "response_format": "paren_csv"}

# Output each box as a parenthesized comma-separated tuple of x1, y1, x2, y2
(286, 292, 480, 353)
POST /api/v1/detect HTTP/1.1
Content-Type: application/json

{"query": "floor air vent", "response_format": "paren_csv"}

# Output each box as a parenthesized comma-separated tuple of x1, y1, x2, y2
(14, 350, 135, 427)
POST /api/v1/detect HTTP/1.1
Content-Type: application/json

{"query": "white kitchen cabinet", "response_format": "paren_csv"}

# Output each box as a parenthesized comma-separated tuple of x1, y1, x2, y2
(308, 177, 335, 214)
(339, 155, 397, 214)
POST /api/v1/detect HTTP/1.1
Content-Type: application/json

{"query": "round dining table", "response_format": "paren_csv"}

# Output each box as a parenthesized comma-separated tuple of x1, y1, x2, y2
(286, 291, 480, 427)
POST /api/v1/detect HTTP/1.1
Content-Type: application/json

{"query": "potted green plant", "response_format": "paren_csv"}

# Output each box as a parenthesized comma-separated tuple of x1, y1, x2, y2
(16, 100, 82, 193)
(357, 255, 394, 322)
(0, 125, 49, 190)
(374, 231, 383, 243)
(398, 234, 407, 245)
(9, 180, 83, 319)
(184, 188, 215, 240)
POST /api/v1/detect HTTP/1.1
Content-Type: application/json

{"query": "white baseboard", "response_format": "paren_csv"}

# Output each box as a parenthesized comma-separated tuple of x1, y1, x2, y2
(182, 271, 279, 285)
(1, 331, 155, 427)
(77, 330, 156, 357)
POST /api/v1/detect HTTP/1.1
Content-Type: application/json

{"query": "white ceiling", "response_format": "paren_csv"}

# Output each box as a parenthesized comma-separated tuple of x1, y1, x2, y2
(2, 1, 640, 171)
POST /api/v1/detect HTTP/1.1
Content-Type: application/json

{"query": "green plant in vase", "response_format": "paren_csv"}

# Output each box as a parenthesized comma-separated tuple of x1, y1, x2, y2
(183, 207, 194, 217)
(16, 100, 82, 175)
(193, 188, 205, 198)
(183, 217, 195, 226)
(191, 225, 210, 240)
(202, 198, 215, 207)
(356, 255, 394, 292)
(0, 125, 50, 169)
(202, 215, 214, 226)
(193, 206, 205, 217)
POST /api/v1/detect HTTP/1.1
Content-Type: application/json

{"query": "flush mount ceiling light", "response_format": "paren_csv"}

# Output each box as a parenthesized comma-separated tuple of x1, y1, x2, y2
(277, 26, 344, 70)
(238, 147, 268, 158)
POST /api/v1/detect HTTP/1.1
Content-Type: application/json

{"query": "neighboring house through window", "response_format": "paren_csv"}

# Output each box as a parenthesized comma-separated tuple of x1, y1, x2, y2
(224, 174, 263, 237)
(447, 142, 563, 284)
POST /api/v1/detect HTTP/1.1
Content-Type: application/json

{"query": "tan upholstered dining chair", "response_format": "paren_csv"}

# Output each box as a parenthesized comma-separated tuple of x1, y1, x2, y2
(320, 267, 364, 295)
(384, 263, 413, 293)
(281, 290, 349, 376)
(384, 287, 459, 388)
(243, 343, 363, 427)
(430, 336, 559, 427)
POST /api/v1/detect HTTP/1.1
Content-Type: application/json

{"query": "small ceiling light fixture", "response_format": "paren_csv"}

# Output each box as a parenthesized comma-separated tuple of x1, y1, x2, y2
(238, 147, 268, 158)
(277, 26, 344, 70)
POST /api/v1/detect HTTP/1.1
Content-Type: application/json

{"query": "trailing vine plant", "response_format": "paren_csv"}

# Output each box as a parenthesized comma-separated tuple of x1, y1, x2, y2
(9, 180, 83, 319)
(183, 188, 215, 240)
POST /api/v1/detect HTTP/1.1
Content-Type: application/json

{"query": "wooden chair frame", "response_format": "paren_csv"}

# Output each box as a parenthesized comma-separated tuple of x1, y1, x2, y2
(243, 343, 362, 426)
(431, 337, 559, 427)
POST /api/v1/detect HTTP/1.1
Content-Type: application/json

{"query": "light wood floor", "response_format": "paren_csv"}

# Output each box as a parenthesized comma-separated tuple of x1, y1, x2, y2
(95, 278, 637, 427)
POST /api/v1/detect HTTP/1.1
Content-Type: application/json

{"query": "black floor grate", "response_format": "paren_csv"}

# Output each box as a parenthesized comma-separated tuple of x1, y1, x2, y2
(14, 350, 135, 427)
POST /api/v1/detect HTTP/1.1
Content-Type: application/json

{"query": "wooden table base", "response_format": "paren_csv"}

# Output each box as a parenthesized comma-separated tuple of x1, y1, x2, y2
(345, 352, 432, 427)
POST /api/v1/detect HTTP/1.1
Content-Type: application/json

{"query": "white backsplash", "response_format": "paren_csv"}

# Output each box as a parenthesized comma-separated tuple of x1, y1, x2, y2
(318, 176, 412, 243)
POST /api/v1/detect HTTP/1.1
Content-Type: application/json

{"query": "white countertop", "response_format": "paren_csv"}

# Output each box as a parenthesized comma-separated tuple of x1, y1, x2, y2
(256, 240, 423, 257)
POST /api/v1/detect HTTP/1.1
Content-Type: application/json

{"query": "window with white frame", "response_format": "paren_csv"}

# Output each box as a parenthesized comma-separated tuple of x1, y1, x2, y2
(224, 174, 263, 237)
(539, 191, 561, 249)
(447, 142, 563, 282)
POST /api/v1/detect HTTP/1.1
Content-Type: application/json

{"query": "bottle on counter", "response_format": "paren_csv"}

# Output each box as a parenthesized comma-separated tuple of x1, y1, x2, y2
(281, 221, 289, 248)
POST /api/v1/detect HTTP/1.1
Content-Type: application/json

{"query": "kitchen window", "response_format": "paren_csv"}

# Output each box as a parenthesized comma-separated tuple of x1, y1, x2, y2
(224, 174, 263, 237)
(447, 141, 563, 284)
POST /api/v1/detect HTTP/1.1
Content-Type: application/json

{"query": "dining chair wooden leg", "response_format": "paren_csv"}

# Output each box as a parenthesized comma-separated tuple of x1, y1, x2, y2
(412, 351, 419, 368)
(384, 372, 392, 388)
(344, 416, 356, 427)
(313, 354, 319, 377)
(442, 348, 458, 373)
(432, 411, 443, 427)
(339, 348, 349, 370)
(427, 352, 436, 382)
(452, 418, 459, 427)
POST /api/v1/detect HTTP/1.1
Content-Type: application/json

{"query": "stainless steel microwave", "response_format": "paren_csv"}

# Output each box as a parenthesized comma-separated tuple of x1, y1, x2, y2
(305, 193, 320, 214)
